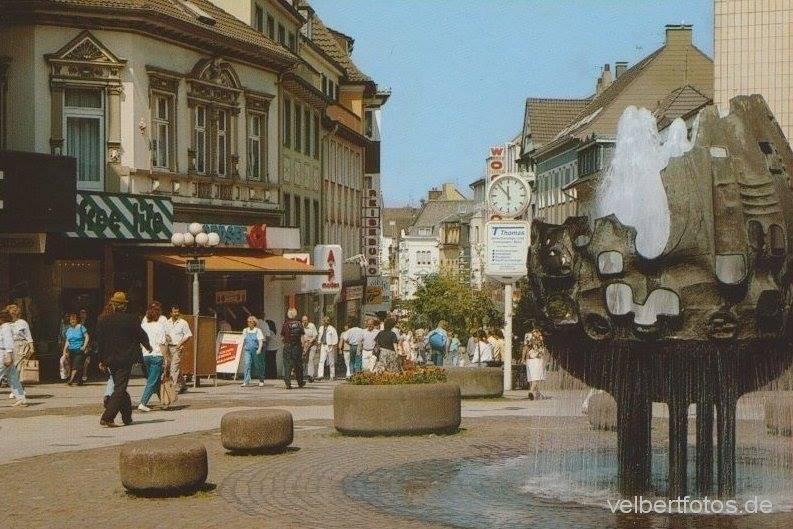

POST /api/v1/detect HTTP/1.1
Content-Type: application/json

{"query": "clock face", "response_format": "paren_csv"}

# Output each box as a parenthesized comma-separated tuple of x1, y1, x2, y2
(488, 175, 530, 217)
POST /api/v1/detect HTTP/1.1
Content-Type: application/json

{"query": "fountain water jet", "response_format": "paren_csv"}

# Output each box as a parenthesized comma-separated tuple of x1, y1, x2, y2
(528, 95, 793, 499)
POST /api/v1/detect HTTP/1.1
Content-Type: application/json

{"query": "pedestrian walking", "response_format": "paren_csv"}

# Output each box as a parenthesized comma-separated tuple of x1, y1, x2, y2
(63, 313, 90, 386)
(360, 318, 380, 372)
(260, 316, 279, 379)
(526, 329, 547, 400)
(413, 329, 427, 364)
(165, 305, 192, 394)
(78, 308, 96, 382)
(0, 310, 26, 406)
(447, 333, 461, 366)
(138, 303, 167, 412)
(5, 304, 34, 398)
(241, 316, 265, 387)
(98, 301, 116, 406)
(466, 328, 479, 365)
(471, 330, 493, 366)
(316, 315, 339, 380)
(252, 311, 274, 382)
(490, 329, 505, 364)
(343, 318, 364, 376)
(280, 308, 305, 389)
(373, 318, 400, 373)
(301, 315, 318, 382)
(426, 320, 449, 367)
(97, 292, 151, 427)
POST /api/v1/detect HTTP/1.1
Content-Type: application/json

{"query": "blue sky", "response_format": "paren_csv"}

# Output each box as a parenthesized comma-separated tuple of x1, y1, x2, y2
(311, 0, 714, 206)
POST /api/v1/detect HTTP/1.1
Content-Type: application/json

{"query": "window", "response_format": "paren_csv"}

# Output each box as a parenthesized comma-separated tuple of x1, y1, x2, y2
(314, 200, 320, 245)
(194, 105, 207, 174)
(365, 110, 373, 138)
(294, 194, 301, 231)
(294, 101, 301, 151)
(216, 109, 228, 176)
(303, 107, 311, 155)
(267, 15, 275, 39)
(288, 32, 296, 52)
(313, 113, 320, 159)
(0, 58, 7, 150)
(254, 5, 264, 32)
(321, 75, 327, 96)
(278, 24, 286, 45)
(248, 114, 262, 180)
(283, 97, 291, 148)
(284, 192, 291, 226)
(151, 94, 172, 170)
(304, 197, 311, 245)
(64, 88, 104, 190)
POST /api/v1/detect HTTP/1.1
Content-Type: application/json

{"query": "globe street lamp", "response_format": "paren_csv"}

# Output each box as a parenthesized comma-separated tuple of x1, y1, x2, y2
(171, 222, 219, 387)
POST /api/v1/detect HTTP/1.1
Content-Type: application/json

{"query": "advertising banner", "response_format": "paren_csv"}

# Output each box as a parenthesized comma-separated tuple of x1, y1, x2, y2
(484, 220, 530, 283)
(314, 245, 343, 294)
(173, 222, 300, 250)
(284, 252, 314, 293)
(67, 192, 173, 240)
(216, 332, 244, 375)
(215, 290, 247, 306)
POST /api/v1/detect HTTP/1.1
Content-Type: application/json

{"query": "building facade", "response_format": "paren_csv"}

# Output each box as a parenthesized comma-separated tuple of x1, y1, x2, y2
(396, 183, 472, 300)
(0, 0, 338, 369)
(715, 0, 793, 142)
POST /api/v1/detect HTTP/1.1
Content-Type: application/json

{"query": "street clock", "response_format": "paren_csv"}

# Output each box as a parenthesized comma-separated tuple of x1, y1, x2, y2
(487, 173, 531, 218)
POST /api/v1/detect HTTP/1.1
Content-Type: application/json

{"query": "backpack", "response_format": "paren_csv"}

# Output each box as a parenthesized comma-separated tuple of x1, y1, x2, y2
(428, 329, 446, 350)
(286, 320, 303, 341)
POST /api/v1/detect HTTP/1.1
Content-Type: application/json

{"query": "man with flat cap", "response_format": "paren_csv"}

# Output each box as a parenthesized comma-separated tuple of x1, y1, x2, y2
(97, 292, 151, 427)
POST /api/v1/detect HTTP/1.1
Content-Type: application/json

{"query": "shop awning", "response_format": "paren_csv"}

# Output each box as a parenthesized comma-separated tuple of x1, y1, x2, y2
(149, 253, 328, 275)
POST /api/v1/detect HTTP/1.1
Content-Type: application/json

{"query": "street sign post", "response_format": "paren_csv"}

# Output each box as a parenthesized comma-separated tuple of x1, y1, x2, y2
(185, 258, 206, 274)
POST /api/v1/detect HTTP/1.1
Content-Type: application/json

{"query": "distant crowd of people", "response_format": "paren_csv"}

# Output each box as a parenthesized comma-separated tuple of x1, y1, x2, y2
(1, 293, 553, 420)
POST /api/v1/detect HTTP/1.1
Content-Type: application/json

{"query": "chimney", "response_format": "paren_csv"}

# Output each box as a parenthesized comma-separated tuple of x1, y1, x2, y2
(428, 188, 441, 201)
(596, 64, 613, 95)
(615, 61, 628, 79)
(665, 24, 693, 48)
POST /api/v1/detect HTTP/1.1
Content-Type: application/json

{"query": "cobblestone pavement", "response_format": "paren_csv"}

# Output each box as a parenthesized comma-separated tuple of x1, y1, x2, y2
(1, 380, 791, 529)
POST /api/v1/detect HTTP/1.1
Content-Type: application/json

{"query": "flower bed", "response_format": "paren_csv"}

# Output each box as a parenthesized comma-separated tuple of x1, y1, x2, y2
(348, 366, 447, 385)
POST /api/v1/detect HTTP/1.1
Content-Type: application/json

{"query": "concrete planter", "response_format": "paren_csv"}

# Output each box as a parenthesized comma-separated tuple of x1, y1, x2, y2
(119, 439, 208, 495)
(445, 367, 503, 398)
(334, 382, 461, 436)
(765, 397, 793, 436)
(586, 392, 617, 431)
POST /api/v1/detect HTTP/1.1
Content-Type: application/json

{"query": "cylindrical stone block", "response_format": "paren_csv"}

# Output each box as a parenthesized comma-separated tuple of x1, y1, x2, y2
(221, 409, 294, 452)
(119, 439, 207, 495)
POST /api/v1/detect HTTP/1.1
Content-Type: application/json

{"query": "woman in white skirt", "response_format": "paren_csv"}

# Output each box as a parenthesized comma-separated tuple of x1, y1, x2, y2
(526, 329, 547, 400)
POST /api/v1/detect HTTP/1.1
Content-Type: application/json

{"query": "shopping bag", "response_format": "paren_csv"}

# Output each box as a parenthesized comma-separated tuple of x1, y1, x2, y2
(158, 378, 176, 407)
(59, 354, 70, 380)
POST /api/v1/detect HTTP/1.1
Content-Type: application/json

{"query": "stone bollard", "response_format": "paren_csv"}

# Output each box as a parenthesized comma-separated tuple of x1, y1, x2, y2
(586, 392, 617, 431)
(221, 409, 294, 453)
(119, 438, 208, 495)
(765, 397, 793, 436)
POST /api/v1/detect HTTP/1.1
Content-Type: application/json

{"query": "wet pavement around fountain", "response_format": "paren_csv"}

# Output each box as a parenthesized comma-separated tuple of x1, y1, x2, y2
(2, 379, 792, 529)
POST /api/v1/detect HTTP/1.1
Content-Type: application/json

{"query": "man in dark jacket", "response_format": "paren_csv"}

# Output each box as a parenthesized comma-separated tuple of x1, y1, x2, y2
(280, 307, 304, 389)
(97, 292, 151, 427)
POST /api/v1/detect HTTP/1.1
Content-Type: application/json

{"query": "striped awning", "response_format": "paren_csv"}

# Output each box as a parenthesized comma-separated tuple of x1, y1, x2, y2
(149, 253, 329, 275)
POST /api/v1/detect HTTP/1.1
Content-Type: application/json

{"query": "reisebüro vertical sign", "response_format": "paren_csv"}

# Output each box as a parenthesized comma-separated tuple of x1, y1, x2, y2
(484, 220, 530, 283)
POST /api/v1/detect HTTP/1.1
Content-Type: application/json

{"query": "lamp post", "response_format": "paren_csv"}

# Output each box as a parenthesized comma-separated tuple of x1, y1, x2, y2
(171, 222, 219, 387)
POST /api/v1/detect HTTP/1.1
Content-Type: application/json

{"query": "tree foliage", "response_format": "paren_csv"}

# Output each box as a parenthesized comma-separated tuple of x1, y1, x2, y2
(405, 272, 502, 338)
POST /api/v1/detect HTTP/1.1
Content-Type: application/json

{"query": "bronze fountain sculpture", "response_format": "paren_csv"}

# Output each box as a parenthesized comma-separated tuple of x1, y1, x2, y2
(528, 95, 793, 499)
